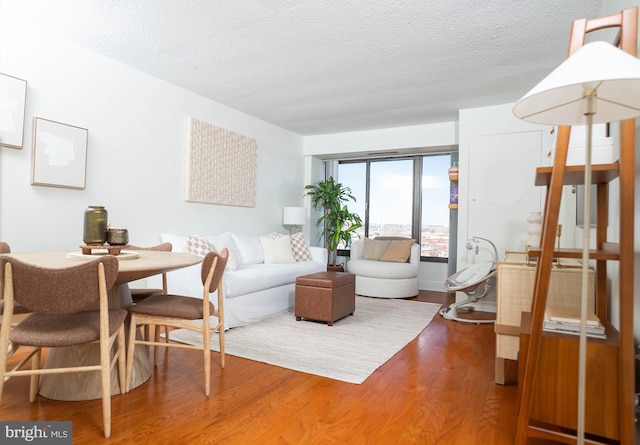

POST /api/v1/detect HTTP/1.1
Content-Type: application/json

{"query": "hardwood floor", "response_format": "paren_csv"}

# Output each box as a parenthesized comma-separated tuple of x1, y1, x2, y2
(1, 291, 521, 444)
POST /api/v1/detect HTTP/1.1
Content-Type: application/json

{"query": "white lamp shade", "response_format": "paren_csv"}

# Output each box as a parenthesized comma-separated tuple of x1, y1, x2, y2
(283, 207, 306, 226)
(513, 41, 640, 125)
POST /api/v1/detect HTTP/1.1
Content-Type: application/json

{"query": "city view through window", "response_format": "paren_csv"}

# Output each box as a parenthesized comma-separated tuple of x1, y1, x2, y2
(337, 154, 452, 259)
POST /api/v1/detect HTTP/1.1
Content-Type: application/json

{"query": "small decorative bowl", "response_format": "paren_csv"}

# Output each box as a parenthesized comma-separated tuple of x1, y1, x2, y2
(107, 228, 129, 246)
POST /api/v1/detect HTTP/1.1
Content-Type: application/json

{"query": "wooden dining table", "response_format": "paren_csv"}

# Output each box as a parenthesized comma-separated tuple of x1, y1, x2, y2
(6, 249, 202, 401)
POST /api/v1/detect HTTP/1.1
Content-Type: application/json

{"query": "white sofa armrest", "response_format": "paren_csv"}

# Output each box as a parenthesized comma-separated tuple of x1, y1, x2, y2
(309, 246, 328, 264)
(408, 243, 420, 265)
(349, 239, 365, 261)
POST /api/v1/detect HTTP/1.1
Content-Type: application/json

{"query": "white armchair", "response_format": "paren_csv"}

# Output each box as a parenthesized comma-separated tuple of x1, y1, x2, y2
(346, 238, 420, 298)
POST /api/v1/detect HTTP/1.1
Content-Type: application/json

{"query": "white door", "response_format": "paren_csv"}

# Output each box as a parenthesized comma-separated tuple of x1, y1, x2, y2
(466, 131, 544, 261)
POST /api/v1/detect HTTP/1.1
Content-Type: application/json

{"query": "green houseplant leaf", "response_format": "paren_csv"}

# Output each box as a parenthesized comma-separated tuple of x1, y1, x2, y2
(304, 177, 362, 268)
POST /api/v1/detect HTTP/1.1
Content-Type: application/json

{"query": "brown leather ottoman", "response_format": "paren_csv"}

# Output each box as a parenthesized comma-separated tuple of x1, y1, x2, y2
(295, 271, 356, 326)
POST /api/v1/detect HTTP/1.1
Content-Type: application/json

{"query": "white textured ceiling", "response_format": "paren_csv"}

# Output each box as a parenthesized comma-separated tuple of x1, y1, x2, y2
(9, 0, 604, 135)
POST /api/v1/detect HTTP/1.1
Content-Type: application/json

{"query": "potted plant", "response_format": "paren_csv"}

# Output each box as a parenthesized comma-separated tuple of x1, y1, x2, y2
(305, 176, 362, 271)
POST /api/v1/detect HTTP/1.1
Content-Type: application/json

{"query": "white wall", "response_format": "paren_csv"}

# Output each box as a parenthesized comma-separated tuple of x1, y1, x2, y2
(303, 122, 458, 291)
(0, 8, 306, 253)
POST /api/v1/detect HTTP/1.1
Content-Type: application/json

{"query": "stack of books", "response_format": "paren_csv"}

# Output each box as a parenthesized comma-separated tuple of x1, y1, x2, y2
(543, 306, 606, 339)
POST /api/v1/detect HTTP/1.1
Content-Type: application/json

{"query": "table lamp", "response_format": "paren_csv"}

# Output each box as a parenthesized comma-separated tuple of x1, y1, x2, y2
(283, 207, 306, 234)
(513, 40, 640, 441)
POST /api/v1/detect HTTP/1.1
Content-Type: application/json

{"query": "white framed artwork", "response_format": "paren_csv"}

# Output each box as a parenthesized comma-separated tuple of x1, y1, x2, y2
(31, 117, 89, 189)
(0, 73, 27, 149)
(185, 118, 257, 207)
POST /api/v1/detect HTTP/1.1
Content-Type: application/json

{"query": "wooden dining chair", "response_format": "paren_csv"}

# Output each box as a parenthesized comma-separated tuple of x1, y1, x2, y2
(0, 255, 126, 438)
(123, 242, 172, 345)
(124, 242, 172, 302)
(126, 249, 228, 396)
(0, 243, 32, 355)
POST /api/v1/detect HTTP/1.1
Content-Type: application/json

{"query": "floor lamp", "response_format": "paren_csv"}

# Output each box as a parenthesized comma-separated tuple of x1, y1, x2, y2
(513, 40, 640, 442)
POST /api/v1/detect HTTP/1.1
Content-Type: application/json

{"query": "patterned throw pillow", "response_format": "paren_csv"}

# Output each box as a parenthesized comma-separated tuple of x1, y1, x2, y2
(186, 234, 238, 270)
(186, 234, 215, 257)
(272, 232, 312, 262)
(290, 232, 312, 261)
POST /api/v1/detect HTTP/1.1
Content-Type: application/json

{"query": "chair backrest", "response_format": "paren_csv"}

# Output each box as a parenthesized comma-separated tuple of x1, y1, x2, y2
(0, 242, 10, 254)
(0, 255, 118, 315)
(124, 242, 172, 252)
(201, 249, 228, 294)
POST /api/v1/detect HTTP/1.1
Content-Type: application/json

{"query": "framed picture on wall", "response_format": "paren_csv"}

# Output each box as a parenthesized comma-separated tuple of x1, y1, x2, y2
(31, 117, 89, 189)
(0, 73, 28, 149)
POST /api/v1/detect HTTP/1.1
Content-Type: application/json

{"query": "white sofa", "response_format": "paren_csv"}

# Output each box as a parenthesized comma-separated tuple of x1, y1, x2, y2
(148, 232, 327, 329)
(346, 238, 419, 298)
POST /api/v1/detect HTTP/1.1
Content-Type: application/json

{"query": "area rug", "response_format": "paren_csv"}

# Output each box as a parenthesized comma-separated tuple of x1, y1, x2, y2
(168, 297, 441, 384)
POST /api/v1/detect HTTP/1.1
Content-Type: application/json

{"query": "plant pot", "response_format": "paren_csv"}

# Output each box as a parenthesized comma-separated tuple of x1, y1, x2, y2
(327, 265, 345, 272)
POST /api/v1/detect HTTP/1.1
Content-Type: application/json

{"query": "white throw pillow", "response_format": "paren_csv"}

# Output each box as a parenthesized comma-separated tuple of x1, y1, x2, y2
(273, 232, 312, 262)
(160, 233, 188, 253)
(209, 238, 238, 271)
(260, 235, 296, 264)
(231, 234, 264, 265)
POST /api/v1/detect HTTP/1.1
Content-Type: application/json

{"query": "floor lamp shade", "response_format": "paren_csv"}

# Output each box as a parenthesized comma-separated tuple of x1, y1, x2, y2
(513, 41, 640, 125)
(283, 207, 307, 227)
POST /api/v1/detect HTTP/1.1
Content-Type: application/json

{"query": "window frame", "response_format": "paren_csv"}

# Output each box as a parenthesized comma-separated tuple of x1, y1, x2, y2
(336, 152, 454, 263)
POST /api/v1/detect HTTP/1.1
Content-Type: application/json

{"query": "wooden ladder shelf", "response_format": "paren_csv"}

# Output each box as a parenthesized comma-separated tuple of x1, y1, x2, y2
(515, 7, 637, 444)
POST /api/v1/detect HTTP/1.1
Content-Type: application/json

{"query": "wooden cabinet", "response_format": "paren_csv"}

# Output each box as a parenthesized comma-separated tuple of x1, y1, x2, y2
(519, 312, 621, 439)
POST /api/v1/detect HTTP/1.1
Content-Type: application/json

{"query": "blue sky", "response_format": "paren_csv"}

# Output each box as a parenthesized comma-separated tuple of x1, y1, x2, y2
(338, 154, 451, 227)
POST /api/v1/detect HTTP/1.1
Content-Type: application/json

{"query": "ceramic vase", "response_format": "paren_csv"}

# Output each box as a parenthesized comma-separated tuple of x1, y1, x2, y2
(83, 205, 108, 245)
(525, 211, 542, 249)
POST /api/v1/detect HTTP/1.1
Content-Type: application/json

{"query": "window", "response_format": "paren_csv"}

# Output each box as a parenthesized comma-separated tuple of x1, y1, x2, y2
(337, 153, 453, 261)
(420, 155, 451, 258)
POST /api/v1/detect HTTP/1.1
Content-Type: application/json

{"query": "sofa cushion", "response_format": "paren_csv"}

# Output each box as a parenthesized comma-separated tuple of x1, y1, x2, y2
(380, 239, 415, 262)
(260, 235, 296, 264)
(231, 234, 264, 265)
(362, 238, 391, 260)
(225, 262, 326, 297)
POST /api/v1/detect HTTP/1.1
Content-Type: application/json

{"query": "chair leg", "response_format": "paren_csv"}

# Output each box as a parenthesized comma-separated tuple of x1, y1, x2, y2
(203, 331, 210, 397)
(125, 315, 138, 393)
(219, 327, 225, 369)
(164, 325, 170, 343)
(116, 326, 126, 394)
(29, 348, 41, 402)
(100, 325, 112, 438)
(154, 326, 161, 366)
(0, 323, 11, 405)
